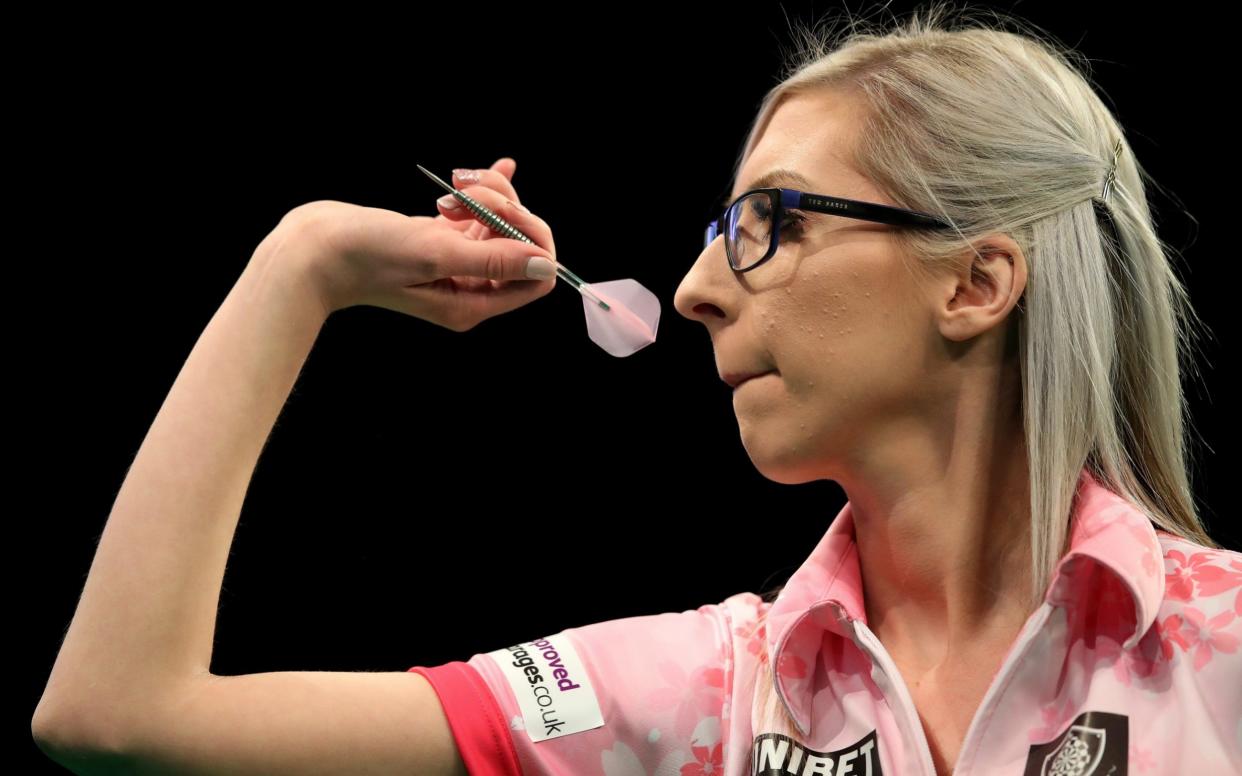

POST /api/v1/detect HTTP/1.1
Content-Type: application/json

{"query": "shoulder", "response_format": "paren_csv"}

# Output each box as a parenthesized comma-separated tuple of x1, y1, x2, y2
(1151, 531, 1241, 678)
(555, 596, 742, 681)
(718, 591, 769, 630)
(1143, 532, 1242, 765)
(1155, 530, 1241, 614)
(449, 596, 750, 776)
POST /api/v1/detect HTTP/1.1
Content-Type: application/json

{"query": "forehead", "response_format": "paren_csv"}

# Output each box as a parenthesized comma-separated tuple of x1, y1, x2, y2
(731, 91, 878, 202)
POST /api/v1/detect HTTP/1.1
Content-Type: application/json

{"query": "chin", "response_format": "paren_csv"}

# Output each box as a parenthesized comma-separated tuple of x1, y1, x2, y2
(757, 468, 816, 485)
(741, 441, 824, 485)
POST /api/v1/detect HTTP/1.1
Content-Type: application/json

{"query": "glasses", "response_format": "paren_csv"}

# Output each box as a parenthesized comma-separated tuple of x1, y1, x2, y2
(704, 187, 956, 272)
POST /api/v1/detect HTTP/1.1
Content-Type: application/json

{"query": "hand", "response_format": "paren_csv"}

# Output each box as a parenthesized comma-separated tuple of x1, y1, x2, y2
(277, 157, 559, 331)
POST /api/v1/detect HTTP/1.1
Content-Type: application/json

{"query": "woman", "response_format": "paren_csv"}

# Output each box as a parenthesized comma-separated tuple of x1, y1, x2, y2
(33, 6, 1239, 776)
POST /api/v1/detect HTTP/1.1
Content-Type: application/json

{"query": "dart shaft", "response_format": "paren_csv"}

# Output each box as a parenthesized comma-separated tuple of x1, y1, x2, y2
(438, 182, 611, 311)
(417, 164, 613, 311)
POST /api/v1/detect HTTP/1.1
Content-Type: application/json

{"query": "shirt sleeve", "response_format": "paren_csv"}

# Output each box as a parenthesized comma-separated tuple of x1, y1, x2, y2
(409, 599, 736, 776)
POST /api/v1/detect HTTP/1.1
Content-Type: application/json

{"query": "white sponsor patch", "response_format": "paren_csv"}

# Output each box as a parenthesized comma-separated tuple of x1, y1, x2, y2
(486, 631, 605, 742)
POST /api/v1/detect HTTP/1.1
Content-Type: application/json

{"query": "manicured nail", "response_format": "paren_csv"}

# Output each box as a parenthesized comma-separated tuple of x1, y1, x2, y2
(526, 257, 557, 280)
(453, 168, 481, 183)
(437, 194, 460, 210)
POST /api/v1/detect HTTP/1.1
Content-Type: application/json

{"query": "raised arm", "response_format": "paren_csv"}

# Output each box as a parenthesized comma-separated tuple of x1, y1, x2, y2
(30, 207, 467, 775)
(31, 208, 327, 739)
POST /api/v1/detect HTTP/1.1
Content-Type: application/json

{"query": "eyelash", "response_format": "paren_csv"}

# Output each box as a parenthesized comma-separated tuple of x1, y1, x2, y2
(723, 203, 808, 238)
(780, 210, 807, 234)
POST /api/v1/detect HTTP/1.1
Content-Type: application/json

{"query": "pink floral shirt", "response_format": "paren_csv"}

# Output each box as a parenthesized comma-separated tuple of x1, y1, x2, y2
(410, 468, 1241, 775)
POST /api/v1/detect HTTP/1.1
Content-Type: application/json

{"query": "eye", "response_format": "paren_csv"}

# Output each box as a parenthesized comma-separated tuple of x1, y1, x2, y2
(780, 210, 807, 235)
(737, 199, 807, 238)
(750, 200, 805, 230)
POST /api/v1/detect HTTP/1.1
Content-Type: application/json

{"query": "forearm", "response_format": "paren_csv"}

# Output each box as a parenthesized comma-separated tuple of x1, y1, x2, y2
(35, 222, 330, 743)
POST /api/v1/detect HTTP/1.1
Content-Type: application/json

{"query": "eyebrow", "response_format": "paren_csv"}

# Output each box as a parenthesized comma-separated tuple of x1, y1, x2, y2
(725, 168, 816, 204)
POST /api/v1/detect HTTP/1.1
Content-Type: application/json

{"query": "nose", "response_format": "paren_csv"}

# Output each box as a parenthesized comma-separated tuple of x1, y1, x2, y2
(674, 233, 732, 325)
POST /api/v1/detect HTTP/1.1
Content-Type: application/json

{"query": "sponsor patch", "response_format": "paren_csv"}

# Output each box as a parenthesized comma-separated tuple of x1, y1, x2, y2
(751, 729, 883, 775)
(1024, 709, 1128, 776)
(486, 631, 605, 742)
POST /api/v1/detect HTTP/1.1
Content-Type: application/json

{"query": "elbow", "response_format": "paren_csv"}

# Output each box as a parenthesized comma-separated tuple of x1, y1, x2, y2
(32, 707, 93, 773)
(32, 695, 133, 772)
(32, 733, 134, 775)
(32, 695, 72, 749)
(32, 717, 94, 774)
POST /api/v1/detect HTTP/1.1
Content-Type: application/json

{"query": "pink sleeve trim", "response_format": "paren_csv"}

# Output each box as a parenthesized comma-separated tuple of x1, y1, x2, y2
(408, 662, 523, 776)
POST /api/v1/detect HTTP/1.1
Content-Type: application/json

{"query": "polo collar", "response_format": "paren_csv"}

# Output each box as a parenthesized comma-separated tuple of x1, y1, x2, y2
(763, 466, 1164, 737)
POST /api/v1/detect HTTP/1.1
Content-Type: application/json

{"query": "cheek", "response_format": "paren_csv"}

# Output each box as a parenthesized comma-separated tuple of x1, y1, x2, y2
(761, 268, 884, 375)
(737, 261, 932, 478)
(765, 267, 927, 413)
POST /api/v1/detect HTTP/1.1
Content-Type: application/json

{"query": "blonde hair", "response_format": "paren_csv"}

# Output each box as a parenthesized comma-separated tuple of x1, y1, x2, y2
(742, 2, 1220, 740)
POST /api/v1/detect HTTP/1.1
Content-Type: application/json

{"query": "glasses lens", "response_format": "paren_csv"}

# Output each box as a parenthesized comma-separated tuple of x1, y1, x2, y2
(726, 192, 774, 270)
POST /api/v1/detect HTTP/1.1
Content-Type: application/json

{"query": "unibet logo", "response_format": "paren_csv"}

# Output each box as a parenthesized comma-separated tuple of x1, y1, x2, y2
(751, 730, 883, 775)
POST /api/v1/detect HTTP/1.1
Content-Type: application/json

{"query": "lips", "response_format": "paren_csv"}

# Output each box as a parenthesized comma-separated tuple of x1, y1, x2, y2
(722, 370, 774, 389)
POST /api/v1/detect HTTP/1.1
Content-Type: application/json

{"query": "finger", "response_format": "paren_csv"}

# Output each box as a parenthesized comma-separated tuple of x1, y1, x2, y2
(490, 156, 517, 181)
(432, 197, 494, 244)
(434, 165, 522, 219)
(457, 277, 557, 328)
(431, 237, 559, 283)
(435, 181, 511, 221)
(430, 209, 475, 234)
(451, 166, 520, 201)
(435, 159, 523, 220)
(427, 216, 558, 284)
(400, 275, 555, 332)
(435, 191, 472, 218)
(435, 184, 557, 259)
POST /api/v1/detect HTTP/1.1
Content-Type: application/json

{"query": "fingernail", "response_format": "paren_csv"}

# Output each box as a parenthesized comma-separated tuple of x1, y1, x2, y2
(507, 199, 531, 214)
(453, 168, 481, 183)
(526, 256, 557, 280)
(437, 194, 461, 210)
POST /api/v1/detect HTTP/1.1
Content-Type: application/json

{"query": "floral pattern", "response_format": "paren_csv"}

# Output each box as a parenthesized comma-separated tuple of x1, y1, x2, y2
(639, 657, 727, 744)
(1128, 741, 1156, 772)
(600, 712, 724, 776)
(1080, 542, 1242, 697)
(1025, 534, 1242, 769)
(734, 610, 809, 683)
(680, 741, 723, 775)
(1028, 694, 1081, 744)
(1235, 558, 1242, 616)
(1097, 612, 1183, 688)
(1158, 544, 1242, 670)
(1165, 548, 1242, 601)
(1177, 605, 1239, 671)
(442, 485, 1238, 776)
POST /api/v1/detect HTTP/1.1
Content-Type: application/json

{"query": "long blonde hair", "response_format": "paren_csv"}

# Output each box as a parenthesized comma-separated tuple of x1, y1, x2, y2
(742, 2, 1220, 740)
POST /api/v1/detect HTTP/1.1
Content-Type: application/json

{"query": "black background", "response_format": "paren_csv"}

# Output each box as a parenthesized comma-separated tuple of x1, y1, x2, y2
(25, 2, 1236, 769)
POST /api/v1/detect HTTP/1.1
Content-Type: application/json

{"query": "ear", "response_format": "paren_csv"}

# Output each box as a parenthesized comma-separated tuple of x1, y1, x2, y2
(936, 232, 1028, 343)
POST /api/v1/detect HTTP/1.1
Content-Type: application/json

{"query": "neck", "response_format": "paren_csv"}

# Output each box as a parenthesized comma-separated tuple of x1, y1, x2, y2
(840, 403, 1034, 673)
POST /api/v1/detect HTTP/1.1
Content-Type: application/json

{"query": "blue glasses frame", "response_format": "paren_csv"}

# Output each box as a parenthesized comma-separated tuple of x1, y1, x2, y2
(704, 187, 956, 272)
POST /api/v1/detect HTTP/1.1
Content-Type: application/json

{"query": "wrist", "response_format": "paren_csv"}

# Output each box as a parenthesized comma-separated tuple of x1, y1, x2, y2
(249, 215, 339, 321)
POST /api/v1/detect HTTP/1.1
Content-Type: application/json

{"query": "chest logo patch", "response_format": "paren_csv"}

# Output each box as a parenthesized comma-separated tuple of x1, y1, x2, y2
(750, 729, 883, 775)
(1023, 709, 1128, 776)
